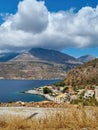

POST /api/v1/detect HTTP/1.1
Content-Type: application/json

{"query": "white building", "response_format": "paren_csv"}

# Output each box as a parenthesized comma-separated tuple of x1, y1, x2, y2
(84, 90, 94, 99)
(95, 86, 98, 101)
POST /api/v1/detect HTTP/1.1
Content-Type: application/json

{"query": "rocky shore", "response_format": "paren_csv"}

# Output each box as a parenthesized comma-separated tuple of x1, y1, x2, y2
(24, 89, 57, 102)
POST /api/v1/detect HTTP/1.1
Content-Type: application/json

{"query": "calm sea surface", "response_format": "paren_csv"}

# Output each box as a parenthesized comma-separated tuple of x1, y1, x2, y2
(0, 79, 60, 103)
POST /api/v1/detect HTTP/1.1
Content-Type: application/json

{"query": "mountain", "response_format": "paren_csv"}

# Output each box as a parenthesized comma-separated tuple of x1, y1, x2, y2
(0, 52, 19, 62)
(0, 48, 81, 64)
(29, 48, 81, 64)
(64, 58, 98, 87)
(0, 48, 82, 79)
(77, 55, 96, 63)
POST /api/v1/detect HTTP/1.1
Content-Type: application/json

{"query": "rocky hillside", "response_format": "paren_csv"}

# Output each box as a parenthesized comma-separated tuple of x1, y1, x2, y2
(64, 59, 98, 86)
(0, 61, 68, 79)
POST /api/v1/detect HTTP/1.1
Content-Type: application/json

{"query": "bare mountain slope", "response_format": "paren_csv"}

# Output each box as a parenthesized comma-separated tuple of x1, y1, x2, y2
(0, 61, 67, 79)
(64, 59, 98, 86)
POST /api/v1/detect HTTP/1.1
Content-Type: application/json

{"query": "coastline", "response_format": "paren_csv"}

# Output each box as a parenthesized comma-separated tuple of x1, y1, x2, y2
(24, 89, 57, 103)
(0, 78, 62, 80)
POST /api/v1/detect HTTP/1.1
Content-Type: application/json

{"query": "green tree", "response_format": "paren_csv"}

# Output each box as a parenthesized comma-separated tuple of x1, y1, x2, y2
(43, 87, 52, 94)
(62, 87, 69, 93)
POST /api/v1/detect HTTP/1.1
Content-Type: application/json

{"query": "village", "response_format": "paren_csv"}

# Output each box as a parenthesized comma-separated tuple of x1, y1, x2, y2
(25, 84, 98, 105)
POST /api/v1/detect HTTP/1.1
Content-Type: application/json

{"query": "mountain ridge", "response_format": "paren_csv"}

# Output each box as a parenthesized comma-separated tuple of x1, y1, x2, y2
(0, 52, 19, 62)
(29, 48, 81, 64)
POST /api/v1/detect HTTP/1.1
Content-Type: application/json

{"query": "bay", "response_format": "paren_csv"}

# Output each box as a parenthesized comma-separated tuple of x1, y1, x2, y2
(0, 79, 60, 103)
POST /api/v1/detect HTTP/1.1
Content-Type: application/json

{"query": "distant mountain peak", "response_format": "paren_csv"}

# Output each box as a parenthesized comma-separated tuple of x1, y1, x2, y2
(77, 54, 96, 63)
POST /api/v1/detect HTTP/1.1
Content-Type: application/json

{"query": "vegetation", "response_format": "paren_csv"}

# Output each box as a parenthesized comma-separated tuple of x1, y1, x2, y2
(82, 97, 98, 106)
(54, 81, 65, 87)
(43, 87, 52, 94)
(0, 107, 98, 130)
(71, 97, 98, 106)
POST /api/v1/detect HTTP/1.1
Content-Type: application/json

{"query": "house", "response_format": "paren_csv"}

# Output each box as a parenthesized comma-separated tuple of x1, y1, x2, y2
(55, 93, 70, 103)
(83, 90, 94, 99)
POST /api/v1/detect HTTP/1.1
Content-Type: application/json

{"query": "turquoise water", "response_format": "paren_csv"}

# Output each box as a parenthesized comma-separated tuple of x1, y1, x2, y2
(0, 79, 60, 103)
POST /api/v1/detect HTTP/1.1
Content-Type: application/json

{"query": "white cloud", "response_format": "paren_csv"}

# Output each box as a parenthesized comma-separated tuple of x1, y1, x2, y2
(11, 0, 49, 33)
(0, 0, 98, 52)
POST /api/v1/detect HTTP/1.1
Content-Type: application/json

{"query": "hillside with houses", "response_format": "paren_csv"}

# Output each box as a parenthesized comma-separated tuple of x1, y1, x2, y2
(25, 83, 98, 106)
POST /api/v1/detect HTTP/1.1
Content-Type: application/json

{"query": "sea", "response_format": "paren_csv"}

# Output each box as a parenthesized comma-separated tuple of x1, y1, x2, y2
(0, 79, 60, 103)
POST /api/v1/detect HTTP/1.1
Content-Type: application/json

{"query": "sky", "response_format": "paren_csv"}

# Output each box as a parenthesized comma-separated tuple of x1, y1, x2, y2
(0, 0, 98, 57)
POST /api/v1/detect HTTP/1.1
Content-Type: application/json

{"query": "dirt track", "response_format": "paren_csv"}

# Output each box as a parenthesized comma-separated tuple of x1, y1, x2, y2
(0, 107, 63, 119)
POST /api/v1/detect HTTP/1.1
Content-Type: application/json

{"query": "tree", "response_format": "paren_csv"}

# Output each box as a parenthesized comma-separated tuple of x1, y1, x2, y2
(62, 87, 69, 93)
(43, 87, 52, 94)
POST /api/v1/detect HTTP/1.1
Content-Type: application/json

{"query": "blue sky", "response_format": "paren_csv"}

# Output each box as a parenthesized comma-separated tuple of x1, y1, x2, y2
(0, 0, 97, 13)
(63, 47, 98, 57)
(44, 0, 98, 12)
(0, 0, 98, 57)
